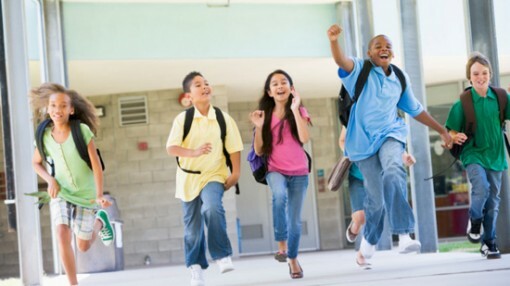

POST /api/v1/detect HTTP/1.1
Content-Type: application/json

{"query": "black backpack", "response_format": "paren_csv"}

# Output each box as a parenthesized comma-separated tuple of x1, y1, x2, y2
(36, 118, 105, 177)
(176, 107, 240, 194)
(448, 86, 510, 159)
(337, 60, 407, 126)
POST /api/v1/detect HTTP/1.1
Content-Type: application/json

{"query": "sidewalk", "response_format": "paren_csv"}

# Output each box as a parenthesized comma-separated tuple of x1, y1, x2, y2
(39, 249, 508, 286)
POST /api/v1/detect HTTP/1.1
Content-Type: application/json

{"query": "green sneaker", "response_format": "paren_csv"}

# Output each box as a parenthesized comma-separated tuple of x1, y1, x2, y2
(96, 209, 114, 246)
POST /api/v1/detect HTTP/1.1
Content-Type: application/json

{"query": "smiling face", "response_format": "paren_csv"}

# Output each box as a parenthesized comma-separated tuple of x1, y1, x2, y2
(267, 73, 292, 103)
(47, 92, 74, 124)
(187, 75, 212, 105)
(367, 35, 394, 69)
(469, 62, 491, 91)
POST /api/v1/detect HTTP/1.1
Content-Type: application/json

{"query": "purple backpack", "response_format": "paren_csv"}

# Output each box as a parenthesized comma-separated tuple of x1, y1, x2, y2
(247, 144, 268, 185)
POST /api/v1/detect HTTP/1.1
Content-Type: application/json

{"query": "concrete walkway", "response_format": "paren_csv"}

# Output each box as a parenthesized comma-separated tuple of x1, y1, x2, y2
(37, 249, 508, 286)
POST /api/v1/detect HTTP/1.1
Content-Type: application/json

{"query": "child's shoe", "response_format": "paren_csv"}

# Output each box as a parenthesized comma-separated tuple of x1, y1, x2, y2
(480, 241, 501, 259)
(398, 234, 421, 254)
(216, 256, 234, 274)
(467, 218, 483, 243)
(96, 209, 115, 246)
(189, 264, 205, 286)
(360, 237, 375, 259)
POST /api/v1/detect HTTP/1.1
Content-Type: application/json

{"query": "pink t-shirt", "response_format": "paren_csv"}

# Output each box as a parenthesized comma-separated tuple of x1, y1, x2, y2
(267, 107, 310, 176)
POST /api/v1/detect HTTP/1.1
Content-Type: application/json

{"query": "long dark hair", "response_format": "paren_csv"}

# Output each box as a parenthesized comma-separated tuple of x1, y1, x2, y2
(259, 69, 303, 156)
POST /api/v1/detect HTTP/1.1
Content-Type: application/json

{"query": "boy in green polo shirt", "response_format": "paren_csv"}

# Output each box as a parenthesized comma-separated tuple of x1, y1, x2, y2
(166, 71, 243, 286)
(446, 52, 510, 259)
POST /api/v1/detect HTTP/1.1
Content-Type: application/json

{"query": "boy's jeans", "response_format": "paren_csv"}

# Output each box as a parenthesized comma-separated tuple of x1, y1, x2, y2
(266, 172, 308, 259)
(356, 138, 415, 245)
(465, 164, 502, 243)
(182, 182, 232, 269)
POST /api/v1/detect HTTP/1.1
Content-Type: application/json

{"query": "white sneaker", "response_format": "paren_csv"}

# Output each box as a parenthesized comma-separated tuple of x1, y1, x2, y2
(189, 264, 205, 286)
(216, 256, 234, 274)
(360, 237, 376, 259)
(398, 234, 421, 254)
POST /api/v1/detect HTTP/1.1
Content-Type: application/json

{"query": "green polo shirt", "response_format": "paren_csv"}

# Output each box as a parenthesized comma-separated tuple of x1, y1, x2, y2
(42, 123, 97, 208)
(445, 88, 510, 171)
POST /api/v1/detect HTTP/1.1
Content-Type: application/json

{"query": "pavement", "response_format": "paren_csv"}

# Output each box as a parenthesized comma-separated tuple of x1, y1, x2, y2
(29, 248, 510, 286)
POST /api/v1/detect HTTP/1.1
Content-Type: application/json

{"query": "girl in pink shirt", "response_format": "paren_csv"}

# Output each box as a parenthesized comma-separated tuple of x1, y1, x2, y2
(249, 69, 311, 280)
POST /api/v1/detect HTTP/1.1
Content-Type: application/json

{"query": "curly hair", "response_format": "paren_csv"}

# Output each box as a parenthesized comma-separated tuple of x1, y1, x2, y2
(29, 82, 99, 134)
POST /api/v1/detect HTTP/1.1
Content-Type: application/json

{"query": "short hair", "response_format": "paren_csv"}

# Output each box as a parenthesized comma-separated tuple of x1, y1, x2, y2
(466, 52, 492, 80)
(182, 71, 203, 93)
(368, 34, 390, 50)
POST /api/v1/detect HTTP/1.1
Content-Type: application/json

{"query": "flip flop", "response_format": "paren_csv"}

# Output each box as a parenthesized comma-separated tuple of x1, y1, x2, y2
(356, 257, 371, 270)
(346, 221, 359, 243)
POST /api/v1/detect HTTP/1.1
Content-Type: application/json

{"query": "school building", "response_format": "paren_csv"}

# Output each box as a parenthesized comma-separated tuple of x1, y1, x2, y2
(0, 0, 509, 283)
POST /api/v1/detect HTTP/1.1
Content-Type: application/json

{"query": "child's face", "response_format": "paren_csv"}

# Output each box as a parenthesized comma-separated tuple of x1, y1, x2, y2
(469, 62, 490, 91)
(47, 93, 74, 124)
(268, 73, 292, 103)
(367, 35, 393, 69)
(187, 75, 212, 105)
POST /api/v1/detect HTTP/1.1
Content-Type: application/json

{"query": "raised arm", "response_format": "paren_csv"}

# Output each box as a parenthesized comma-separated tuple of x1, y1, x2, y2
(327, 24, 354, 73)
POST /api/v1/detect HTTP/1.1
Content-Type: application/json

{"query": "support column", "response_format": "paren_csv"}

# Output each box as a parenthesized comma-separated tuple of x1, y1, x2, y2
(465, 0, 509, 253)
(1, 0, 43, 284)
(399, 0, 438, 252)
(35, 0, 69, 274)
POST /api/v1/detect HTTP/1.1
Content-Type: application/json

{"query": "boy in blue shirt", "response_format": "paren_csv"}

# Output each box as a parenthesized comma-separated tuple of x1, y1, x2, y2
(327, 24, 453, 265)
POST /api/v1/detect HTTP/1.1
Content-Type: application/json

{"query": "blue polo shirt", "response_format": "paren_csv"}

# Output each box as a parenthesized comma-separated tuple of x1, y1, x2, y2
(339, 57, 424, 161)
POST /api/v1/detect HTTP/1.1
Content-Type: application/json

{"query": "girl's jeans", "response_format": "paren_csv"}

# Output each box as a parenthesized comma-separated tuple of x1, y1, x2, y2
(266, 172, 308, 259)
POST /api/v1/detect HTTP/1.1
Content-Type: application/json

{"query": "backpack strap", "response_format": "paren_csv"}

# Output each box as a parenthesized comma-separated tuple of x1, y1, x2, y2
(490, 86, 508, 127)
(214, 107, 240, 195)
(70, 119, 91, 169)
(460, 89, 476, 136)
(352, 60, 373, 103)
(35, 118, 54, 176)
(70, 119, 105, 171)
(391, 64, 407, 97)
(176, 107, 201, 174)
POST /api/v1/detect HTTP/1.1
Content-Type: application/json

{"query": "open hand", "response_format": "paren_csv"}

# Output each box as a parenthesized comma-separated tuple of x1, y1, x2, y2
(290, 87, 301, 111)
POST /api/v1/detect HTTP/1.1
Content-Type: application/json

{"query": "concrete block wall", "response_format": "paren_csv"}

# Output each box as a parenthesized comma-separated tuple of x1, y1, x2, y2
(0, 89, 345, 278)
(85, 87, 238, 268)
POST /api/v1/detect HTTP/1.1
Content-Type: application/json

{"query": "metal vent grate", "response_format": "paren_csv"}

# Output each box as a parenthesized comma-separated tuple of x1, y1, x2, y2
(118, 96, 148, 126)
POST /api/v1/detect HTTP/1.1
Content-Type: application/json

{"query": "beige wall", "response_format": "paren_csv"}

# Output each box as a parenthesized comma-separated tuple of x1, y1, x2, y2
(0, 88, 350, 277)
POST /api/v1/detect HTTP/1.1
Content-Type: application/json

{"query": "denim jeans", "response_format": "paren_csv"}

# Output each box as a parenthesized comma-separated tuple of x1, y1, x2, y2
(181, 182, 232, 269)
(348, 175, 366, 213)
(465, 164, 502, 243)
(356, 138, 415, 245)
(266, 172, 308, 259)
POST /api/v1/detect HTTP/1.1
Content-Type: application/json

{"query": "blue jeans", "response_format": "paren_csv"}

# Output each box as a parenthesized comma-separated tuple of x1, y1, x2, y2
(465, 164, 502, 243)
(356, 138, 415, 245)
(348, 175, 366, 213)
(181, 182, 232, 269)
(266, 172, 308, 259)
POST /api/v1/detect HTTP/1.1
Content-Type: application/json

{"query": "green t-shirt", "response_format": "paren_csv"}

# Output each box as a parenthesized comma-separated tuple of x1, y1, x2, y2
(42, 123, 97, 208)
(445, 88, 510, 171)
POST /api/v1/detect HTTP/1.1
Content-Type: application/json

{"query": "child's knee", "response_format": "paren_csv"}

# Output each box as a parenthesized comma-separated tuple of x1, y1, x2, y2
(76, 239, 92, 252)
